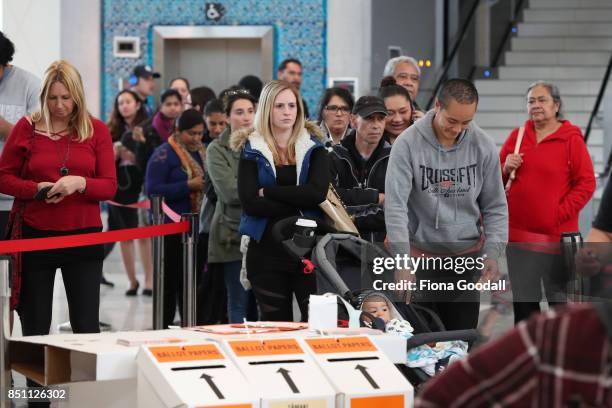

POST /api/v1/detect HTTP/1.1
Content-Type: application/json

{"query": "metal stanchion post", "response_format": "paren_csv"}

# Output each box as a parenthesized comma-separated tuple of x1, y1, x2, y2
(181, 213, 198, 327)
(0, 256, 11, 408)
(561, 232, 584, 303)
(152, 195, 165, 330)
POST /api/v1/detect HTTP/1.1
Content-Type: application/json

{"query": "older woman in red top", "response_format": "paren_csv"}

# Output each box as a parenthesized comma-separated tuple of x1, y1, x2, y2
(500, 81, 595, 323)
(0, 60, 116, 339)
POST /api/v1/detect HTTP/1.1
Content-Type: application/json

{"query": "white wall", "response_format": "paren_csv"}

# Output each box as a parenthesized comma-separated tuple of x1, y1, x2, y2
(60, 0, 101, 117)
(327, 0, 372, 97)
(2, 0, 61, 78)
(1, 0, 101, 117)
(2, 0, 375, 115)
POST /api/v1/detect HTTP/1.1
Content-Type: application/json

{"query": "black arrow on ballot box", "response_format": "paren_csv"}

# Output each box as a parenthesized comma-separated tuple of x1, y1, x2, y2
(277, 367, 300, 393)
(356, 364, 379, 389)
(201, 373, 224, 399)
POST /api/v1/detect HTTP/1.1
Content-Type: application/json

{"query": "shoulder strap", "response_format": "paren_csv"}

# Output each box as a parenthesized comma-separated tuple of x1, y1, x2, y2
(513, 126, 525, 155)
(504, 126, 525, 193)
(19, 119, 35, 179)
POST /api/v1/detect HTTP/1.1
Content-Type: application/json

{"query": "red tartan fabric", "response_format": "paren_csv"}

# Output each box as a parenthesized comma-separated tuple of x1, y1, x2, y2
(416, 304, 612, 408)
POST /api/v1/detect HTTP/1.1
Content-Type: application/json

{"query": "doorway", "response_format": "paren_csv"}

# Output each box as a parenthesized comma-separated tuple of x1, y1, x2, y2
(153, 25, 274, 96)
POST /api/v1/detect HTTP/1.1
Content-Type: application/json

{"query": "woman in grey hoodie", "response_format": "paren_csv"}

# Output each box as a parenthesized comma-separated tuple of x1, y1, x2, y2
(384, 79, 508, 331)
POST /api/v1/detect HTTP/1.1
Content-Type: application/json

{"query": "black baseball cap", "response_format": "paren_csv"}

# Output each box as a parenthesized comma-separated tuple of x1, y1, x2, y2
(133, 64, 160, 79)
(353, 96, 388, 118)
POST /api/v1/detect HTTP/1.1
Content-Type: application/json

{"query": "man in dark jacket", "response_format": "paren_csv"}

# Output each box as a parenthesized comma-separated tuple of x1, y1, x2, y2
(277, 58, 310, 119)
(330, 96, 390, 243)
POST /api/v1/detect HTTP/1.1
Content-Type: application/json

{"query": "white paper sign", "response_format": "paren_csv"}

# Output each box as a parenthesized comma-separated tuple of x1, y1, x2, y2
(308, 295, 338, 330)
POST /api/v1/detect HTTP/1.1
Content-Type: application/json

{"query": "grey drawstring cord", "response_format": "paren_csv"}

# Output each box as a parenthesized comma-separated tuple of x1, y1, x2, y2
(435, 145, 440, 229)
(454, 151, 458, 222)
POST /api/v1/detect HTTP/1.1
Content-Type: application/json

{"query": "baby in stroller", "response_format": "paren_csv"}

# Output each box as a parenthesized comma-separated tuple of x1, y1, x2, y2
(361, 292, 468, 376)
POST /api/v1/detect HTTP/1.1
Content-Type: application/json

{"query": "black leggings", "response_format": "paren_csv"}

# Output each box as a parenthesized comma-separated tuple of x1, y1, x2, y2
(19, 257, 102, 335)
(18, 224, 103, 335)
(246, 240, 316, 322)
(162, 232, 206, 328)
(18, 226, 103, 408)
(413, 298, 480, 331)
(412, 253, 482, 331)
(507, 246, 567, 324)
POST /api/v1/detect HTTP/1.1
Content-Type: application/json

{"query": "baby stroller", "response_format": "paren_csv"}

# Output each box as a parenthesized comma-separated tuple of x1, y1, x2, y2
(274, 217, 480, 388)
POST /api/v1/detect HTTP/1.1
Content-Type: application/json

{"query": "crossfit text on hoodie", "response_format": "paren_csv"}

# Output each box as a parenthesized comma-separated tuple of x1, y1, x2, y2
(384, 109, 508, 264)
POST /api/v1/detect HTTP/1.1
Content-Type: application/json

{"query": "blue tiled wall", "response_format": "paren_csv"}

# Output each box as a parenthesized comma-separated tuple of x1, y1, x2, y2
(102, 0, 327, 119)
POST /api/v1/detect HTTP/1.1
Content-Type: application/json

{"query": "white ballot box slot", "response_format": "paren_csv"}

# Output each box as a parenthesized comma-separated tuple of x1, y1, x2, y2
(301, 336, 414, 408)
(136, 342, 257, 408)
(222, 338, 336, 408)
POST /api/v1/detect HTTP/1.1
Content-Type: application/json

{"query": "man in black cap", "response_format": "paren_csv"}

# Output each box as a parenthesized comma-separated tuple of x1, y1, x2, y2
(130, 64, 160, 116)
(329, 95, 390, 242)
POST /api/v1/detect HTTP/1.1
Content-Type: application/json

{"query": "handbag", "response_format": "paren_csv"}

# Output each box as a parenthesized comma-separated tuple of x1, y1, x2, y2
(319, 183, 360, 236)
(504, 126, 525, 193)
(6, 118, 35, 310)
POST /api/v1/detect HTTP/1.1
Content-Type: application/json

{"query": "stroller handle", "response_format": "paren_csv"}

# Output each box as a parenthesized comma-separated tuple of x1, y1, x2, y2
(270, 216, 336, 244)
(404, 329, 480, 349)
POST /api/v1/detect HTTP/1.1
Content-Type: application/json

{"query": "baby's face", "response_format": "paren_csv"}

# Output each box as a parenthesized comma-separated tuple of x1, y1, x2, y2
(363, 301, 391, 323)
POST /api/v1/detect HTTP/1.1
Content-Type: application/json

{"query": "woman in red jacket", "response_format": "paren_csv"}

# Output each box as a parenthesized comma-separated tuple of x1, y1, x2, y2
(0, 60, 116, 340)
(500, 81, 595, 323)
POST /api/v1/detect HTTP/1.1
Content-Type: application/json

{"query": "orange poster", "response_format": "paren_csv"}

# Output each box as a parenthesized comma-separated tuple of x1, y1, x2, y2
(197, 405, 252, 408)
(351, 395, 405, 408)
(229, 338, 304, 357)
(150, 344, 224, 363)
(305, 336, 377, 354)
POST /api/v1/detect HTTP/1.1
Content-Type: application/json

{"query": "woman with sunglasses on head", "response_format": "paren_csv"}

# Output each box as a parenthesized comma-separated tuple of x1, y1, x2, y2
(317, 87, 354, 147)
(145, 109, 206, 328)
(231, 80, 330, 321)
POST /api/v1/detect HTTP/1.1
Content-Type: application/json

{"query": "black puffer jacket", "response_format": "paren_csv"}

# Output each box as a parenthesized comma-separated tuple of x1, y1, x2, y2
(329, 130, 391, 242)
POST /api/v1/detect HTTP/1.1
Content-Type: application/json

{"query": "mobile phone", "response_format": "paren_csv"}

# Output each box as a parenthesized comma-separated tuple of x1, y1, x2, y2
(35, 186, 60, 201)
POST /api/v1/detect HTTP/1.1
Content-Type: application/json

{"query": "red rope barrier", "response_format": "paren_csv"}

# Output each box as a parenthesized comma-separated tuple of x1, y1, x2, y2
(0, 222, 189, 254)
(106, 199, 181, 223)
(0, 200, 191, 254)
